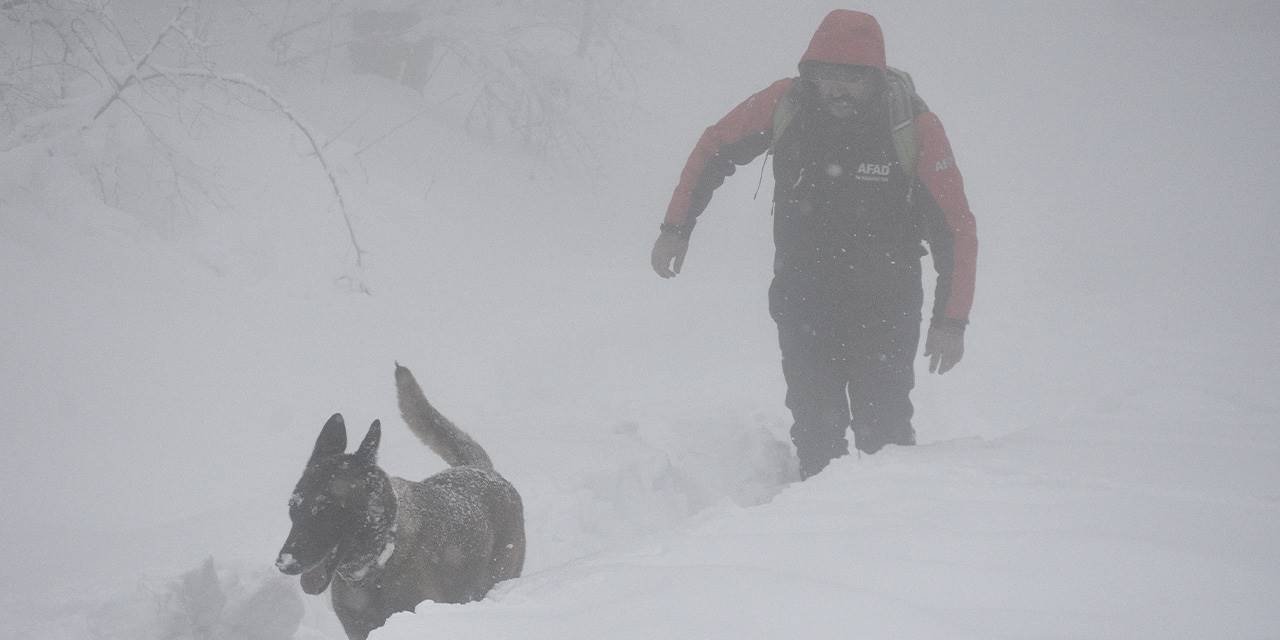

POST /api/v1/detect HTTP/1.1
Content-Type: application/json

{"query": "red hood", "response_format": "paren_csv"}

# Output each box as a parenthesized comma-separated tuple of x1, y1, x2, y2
(800, 10, 886, 70)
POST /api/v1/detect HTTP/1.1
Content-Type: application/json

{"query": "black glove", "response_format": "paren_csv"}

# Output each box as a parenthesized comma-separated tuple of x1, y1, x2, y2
(923, 322, 965, 374)
(650, 222, 693, 278)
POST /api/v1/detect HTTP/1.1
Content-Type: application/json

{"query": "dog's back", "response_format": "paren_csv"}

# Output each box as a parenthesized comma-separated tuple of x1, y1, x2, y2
(392, 362, 525, 588)
(391, 469, 525, 591)
(333, 468, 524, 619)
(391, 364, 522, 582)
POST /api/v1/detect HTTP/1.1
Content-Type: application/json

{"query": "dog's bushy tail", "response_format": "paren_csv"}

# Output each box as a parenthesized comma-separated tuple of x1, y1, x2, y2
(394, 363, 494, 470)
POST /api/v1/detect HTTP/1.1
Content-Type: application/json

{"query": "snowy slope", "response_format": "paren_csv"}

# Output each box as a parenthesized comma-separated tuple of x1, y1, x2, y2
(385, 409, 1280, 640)
(2, 2, 1279, 639)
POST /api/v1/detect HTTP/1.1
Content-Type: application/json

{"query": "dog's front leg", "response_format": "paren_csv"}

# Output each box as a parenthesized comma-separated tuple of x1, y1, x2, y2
(332, 584, 386, 640)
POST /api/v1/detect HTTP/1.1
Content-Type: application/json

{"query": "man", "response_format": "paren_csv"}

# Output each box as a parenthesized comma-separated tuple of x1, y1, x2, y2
(651, 10, 977, 479)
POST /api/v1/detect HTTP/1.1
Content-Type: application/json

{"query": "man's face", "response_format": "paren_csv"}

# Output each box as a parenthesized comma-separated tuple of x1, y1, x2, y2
(812, 65, 878, 119)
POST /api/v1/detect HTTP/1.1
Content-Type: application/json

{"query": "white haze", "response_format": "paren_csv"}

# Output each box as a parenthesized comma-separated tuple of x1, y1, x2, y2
(1, 1, 1277, 638)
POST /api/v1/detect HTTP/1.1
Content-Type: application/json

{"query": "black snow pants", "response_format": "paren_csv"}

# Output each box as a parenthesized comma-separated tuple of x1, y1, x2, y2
(770, 249, 924, 479)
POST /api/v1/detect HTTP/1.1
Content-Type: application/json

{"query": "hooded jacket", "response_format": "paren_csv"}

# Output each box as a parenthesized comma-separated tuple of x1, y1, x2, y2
(661, 10, 976, 328)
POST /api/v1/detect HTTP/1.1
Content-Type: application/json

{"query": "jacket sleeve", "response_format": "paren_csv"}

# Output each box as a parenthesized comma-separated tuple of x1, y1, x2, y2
(663, 79, 794, 228)
(915, 111, 977, 327)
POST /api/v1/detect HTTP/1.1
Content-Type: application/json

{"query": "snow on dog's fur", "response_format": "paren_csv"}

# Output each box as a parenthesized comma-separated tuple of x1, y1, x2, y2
(275, 363, 525, 640)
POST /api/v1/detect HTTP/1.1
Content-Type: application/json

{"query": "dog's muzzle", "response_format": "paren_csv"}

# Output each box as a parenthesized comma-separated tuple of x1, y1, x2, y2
(276, 552, 303, 574)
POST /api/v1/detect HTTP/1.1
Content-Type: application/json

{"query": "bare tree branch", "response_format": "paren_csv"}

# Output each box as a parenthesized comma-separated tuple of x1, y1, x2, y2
(354, 105, 434, 158)
(143, 66, 366, 269)
(88, 4, 190, 121)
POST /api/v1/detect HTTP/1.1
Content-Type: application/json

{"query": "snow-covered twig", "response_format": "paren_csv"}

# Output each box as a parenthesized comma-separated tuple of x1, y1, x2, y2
(354, 106, 434, 158)
(143, 66, 366, 268)
(4, 2, 369, 285)
(87, 5, 191, 122)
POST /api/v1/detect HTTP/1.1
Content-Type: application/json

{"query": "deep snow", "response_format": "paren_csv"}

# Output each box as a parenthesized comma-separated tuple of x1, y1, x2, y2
(2, 2, 1278, 639)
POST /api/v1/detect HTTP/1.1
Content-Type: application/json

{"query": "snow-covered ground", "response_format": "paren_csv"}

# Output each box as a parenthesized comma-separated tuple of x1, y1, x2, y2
(2, 2, 1278, 639)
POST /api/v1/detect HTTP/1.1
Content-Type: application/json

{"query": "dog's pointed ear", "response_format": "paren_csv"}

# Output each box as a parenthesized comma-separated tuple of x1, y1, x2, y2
(355, 419, 381, 464)
(310, 413, 348, 463)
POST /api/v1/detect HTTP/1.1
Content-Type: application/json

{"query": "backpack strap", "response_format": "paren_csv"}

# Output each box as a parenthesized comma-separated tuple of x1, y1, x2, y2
(770, 86, 800, 152)
(885, 66, 926, 180)
(759, 84, 801, 201)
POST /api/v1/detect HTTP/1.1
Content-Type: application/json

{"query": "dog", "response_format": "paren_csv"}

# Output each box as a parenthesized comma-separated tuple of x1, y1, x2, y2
(275, 363, 525, 640)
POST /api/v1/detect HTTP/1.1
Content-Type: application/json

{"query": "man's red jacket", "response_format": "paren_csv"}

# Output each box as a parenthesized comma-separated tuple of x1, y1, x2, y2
(662, 10, 977, 327)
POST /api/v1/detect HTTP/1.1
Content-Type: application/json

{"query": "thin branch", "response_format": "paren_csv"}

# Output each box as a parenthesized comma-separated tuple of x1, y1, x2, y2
(15, 61, 106, 88)
(354, 106, 434, 158)
(267, 8, 355, 55)
(320, 106, 369, 152)
(89, 4, 191, 121)
(115, 92, 178, 155)
(95, 4, 139, 64)
(144, 66, 366, 268)
(69, 18, 120, 88)
(274, 39, 349, 69)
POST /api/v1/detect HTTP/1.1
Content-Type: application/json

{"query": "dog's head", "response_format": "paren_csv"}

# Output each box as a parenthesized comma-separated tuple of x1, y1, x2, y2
(275, 413, 393, 594)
